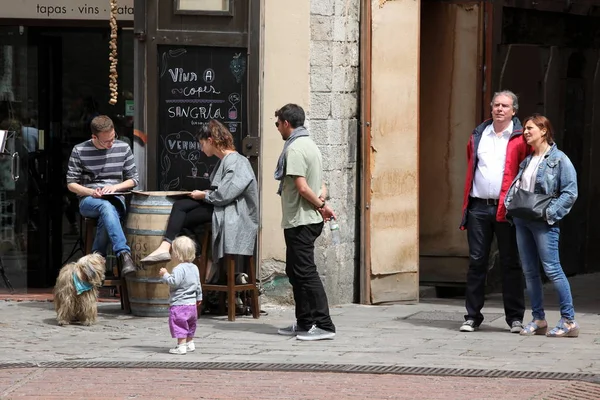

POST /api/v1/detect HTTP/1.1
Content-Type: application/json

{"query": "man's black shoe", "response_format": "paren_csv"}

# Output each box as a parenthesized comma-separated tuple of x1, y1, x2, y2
(119, 252, 137, 277)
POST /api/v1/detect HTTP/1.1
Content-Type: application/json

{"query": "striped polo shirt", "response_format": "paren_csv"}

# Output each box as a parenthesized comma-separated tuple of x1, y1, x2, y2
(66, 139, 139, 192)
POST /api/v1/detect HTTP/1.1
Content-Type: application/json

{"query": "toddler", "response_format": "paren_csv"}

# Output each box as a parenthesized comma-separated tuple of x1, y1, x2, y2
(159, 236, 202, 355)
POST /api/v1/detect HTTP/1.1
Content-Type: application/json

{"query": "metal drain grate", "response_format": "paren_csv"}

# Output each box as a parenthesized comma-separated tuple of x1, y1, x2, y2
(0, 361, 599, 384)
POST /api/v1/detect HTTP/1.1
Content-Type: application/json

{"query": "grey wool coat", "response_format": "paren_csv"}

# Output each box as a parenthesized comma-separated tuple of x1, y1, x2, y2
(203, 152, 259, 262)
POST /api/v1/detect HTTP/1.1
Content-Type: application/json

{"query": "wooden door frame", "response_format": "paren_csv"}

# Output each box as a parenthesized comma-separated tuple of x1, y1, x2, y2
(139, 0, 258, 191)
(359, 0, 372, 305)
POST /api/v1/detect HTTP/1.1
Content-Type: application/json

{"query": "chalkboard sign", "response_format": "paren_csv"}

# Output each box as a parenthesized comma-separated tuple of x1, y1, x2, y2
(157, 45, 247, 191)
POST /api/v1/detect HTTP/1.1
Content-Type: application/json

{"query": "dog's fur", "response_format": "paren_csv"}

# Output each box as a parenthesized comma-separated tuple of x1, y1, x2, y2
(53, 253, 106, 326)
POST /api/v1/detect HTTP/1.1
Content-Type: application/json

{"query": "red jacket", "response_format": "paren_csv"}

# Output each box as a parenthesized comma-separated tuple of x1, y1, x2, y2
(460, 117, 529, 229)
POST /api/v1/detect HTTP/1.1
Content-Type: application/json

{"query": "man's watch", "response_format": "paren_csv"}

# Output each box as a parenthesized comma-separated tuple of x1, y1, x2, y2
(317, 201, 326, 210)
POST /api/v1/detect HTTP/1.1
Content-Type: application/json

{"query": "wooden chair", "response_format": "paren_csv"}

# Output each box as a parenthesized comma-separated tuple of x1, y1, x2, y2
(198, 224, 260, 321)
(83, 218, 131, 313)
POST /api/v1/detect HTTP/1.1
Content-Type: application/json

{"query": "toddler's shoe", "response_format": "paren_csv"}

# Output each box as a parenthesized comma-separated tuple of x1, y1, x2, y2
(169, 345, 187, 355)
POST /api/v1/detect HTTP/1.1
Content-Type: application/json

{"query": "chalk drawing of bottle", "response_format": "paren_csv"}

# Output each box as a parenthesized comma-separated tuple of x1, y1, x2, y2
(228, 93, 240, 121)
(188, 150, 200, 178)
(228, 105, 237, 120)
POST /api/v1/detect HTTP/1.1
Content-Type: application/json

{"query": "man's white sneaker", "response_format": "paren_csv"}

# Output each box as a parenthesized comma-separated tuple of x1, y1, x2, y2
(187, 342, 195, 352)
(509, 321, 523, 334)
(296, 326, 335, 341)
(277, 323, 309, 336)
(459, 320, 480, 332)
(169, 345, 187, 355)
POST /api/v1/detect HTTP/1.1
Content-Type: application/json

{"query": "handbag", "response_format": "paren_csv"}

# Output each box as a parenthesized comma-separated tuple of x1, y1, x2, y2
(506, 185, 554, 221)
(506, 147, 555, 221)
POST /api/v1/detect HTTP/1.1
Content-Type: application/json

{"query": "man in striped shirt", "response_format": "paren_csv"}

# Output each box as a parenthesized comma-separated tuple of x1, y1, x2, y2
(66, 115, 140, 276)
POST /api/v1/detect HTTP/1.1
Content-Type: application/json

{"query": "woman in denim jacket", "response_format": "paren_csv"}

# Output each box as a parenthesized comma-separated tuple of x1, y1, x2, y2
(504, 114, 579, 337)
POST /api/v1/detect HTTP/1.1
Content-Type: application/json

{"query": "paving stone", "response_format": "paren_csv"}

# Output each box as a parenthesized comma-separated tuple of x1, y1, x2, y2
(3, 368, 585, 400)
(0, 273, 599, 377)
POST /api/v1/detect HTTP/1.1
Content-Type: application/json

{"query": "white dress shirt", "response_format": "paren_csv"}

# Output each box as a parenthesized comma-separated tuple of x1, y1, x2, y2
(471, 121, 513, 199)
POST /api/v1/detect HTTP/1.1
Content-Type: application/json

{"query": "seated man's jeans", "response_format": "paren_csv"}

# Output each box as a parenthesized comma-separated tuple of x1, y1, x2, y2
(79, 196, 130, 257)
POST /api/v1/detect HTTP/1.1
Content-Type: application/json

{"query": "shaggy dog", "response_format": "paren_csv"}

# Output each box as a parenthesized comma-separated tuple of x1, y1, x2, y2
(53, 253, 106, 326)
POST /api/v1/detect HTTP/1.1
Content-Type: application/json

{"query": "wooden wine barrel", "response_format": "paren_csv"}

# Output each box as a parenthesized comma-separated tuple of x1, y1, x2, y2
(125, 191, 189, 317)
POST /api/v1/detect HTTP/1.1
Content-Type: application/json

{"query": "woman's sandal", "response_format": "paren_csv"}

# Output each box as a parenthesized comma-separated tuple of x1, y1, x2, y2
(546, 318, 580, 338)
(519, 320, 548, 336)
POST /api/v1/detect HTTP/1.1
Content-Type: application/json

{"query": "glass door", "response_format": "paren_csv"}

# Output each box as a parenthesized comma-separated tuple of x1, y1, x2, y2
(1, 25, 135, 292)
(0, 26, 35, 292)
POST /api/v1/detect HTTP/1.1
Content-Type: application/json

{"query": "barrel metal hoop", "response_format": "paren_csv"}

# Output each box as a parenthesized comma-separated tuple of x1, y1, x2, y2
(128, 297, 170, 305)
(128, 206, 172, 215)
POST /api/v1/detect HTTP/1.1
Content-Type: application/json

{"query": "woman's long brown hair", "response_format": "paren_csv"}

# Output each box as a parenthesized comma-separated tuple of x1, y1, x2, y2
(197, 119, 236, 151)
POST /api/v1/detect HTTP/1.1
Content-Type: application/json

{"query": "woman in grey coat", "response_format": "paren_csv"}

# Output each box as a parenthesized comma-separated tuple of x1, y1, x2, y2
(142, 120, 259, 268)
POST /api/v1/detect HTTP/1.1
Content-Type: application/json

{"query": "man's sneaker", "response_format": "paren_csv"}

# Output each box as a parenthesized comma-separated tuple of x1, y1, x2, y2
(277, 323, 309, 336)
(296, 326, 336, 341)
(459, 320, 480, 332)
(169, 345, 187, 355)
(510, 321, 524, 334)
(187, 342, 195, 352)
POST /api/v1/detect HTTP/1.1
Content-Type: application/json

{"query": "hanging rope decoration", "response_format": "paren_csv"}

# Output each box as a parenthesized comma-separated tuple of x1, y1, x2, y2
(108, 0, 118, 105)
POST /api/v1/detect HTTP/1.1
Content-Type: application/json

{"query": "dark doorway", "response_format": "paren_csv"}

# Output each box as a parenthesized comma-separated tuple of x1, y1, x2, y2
(498, 7, 600, 275)
(561, 52, 587, 276)
(0, 25, 134, 289)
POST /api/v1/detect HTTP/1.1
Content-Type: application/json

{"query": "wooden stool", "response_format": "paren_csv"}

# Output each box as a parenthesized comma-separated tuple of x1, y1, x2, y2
(198, 224, 260, 321)
(83, 218, 131, 313)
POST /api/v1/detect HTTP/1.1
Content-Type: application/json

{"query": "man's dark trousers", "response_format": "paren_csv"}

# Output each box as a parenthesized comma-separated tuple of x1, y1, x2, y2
(465, 198, 525, 325)
(284, 221, 336, 333)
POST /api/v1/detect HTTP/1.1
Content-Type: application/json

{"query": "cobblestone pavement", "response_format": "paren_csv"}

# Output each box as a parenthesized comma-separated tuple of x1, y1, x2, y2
(1, 368, 599, 400)
(2, 274, 599, 373)
(0, 274, 599, 399)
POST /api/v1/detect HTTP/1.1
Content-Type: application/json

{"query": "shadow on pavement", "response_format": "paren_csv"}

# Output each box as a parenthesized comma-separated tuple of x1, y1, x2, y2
(97, 304, 131, 315)
(199, 318, 281, 335)
(11, 301, 54, 310)
(128, 345, 168, 353)
(418, 272, 600, 316)
(401, 318, 509, 333)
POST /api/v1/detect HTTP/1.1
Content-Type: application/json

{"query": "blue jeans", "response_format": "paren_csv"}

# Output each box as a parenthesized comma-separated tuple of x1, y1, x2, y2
(79, 196, 130, 256)
(513, 217, 575, 321)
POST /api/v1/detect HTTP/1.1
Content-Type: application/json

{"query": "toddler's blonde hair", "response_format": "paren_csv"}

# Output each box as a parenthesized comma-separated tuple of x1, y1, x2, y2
(171, 236, 197, 263)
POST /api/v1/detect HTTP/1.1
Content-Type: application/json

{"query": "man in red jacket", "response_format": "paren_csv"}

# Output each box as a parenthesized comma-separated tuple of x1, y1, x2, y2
(459, 90, 527, 333)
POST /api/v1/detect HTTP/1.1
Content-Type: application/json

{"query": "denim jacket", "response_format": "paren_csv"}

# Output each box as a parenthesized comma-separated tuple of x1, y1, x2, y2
(504, 143, 577, 225)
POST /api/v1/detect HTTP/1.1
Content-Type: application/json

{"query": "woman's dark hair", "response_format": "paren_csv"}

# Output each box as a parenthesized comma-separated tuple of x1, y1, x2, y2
(274, 104, 305, 128)
(522, 114, 555, 145)
(197, 119, 235, 151)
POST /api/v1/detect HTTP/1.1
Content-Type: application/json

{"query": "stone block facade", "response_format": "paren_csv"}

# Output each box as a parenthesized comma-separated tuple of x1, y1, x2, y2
(260, 0, 360, 306)
(308, 0, 360, 305)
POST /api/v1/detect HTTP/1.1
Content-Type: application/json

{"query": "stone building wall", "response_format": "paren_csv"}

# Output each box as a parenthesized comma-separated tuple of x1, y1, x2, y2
(260, 0, 361, 305)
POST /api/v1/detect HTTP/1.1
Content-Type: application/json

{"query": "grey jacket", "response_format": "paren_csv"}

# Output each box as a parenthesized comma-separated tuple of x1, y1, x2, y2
(161, 262, 203, 306)
(204, 152, 259, 262)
